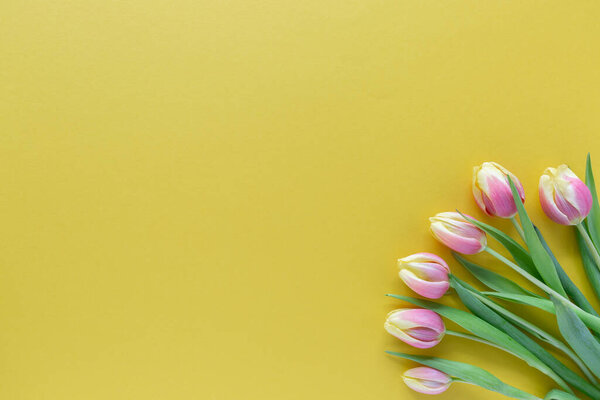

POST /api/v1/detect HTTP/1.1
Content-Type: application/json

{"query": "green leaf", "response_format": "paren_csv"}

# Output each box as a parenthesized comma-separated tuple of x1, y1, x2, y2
(385, 352, 539, 400)
(451, 277, 600, 397)
(484, 291, 600, 336)
(473, 294, 549, 341)
(458, 280, 599, 384)
(536, 226, 598, 316)
(508, 178, 566, 296)
(453, 252, 540, 297)
(460, 213, 541, 279)
(586, 153, 600, 250)
(484, 291, 554, 311)
(544, 389, 580, 400)
(551, 294, 600, 380)
(576, 227, 600, 304)
(387, 293, 572, 394)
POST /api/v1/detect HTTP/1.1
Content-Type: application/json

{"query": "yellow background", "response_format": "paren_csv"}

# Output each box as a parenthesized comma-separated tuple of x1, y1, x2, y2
(1, 1, 600, 399)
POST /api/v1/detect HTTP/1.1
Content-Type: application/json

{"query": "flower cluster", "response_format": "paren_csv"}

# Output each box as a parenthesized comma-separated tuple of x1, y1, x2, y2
(385, 158, 600, 400)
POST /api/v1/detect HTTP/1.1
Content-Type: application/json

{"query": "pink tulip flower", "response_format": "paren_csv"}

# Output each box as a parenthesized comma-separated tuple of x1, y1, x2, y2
(384, 308, 445, 349)
(472, 162, 525, 218)
(397, 253, 450, 299)
(539, 165, 592, 225)
(402, 367, 452, 395)
(429, 212, 487, 254)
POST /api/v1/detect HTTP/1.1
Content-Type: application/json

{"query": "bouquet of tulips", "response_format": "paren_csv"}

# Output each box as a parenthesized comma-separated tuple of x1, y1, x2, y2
(385, 156, 600, 400)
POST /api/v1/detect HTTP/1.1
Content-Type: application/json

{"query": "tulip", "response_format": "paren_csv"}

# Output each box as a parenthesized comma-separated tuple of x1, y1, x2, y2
(472, 162, 525, 218)
(397, 253, 450, 299)
(429, 212, 487, 254)
(539, 165, 592, 225)
(384, 308, 445, 349)
(402, 367, 452, 395)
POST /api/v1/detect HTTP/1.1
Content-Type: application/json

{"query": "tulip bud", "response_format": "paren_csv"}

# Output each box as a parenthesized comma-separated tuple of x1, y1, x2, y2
(384, 309, 445, 349)
(402, 367, 452, 395)
(429, 212, 487, 254)
(398, 253, 450, 299)
(472, 162, 525, 218)
(539, 165, 592, 226)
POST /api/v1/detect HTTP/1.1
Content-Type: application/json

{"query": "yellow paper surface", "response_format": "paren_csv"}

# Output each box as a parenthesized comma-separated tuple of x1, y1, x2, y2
(1, 1, 600, 398)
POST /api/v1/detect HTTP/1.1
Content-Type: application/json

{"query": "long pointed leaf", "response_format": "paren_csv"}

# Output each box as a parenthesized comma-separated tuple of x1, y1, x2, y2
(544, 389, 580, 400)
(452, 277, 600, 398)
(536, 226, 598, 316)
(386, 352, 539, 400)
(508, 178, 566, 296)
(484, 291, 600, 335)
(551, 295, 600, 380)
(585, 153, 600, 250)
(458, 280, 597, 383)
(576, 228, 600, 304)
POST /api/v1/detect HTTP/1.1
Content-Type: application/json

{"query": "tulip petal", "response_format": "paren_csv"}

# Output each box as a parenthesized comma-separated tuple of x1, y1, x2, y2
(406, 326, 443, 342)
(430, 221, 486, 254)
(399, 269, 449, 299)
(539, 175, 571, 225)
(485, 176, 518, 218)
(554, 188, 583, 223)
(400, 253, 450, 272)
(563, 176, 592, 219)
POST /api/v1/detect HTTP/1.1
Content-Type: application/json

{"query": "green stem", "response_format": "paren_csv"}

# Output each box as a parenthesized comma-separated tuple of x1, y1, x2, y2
(485, 247, 565, 298)
(510, 215, 526, 242)
(576, 223, 600, 273)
